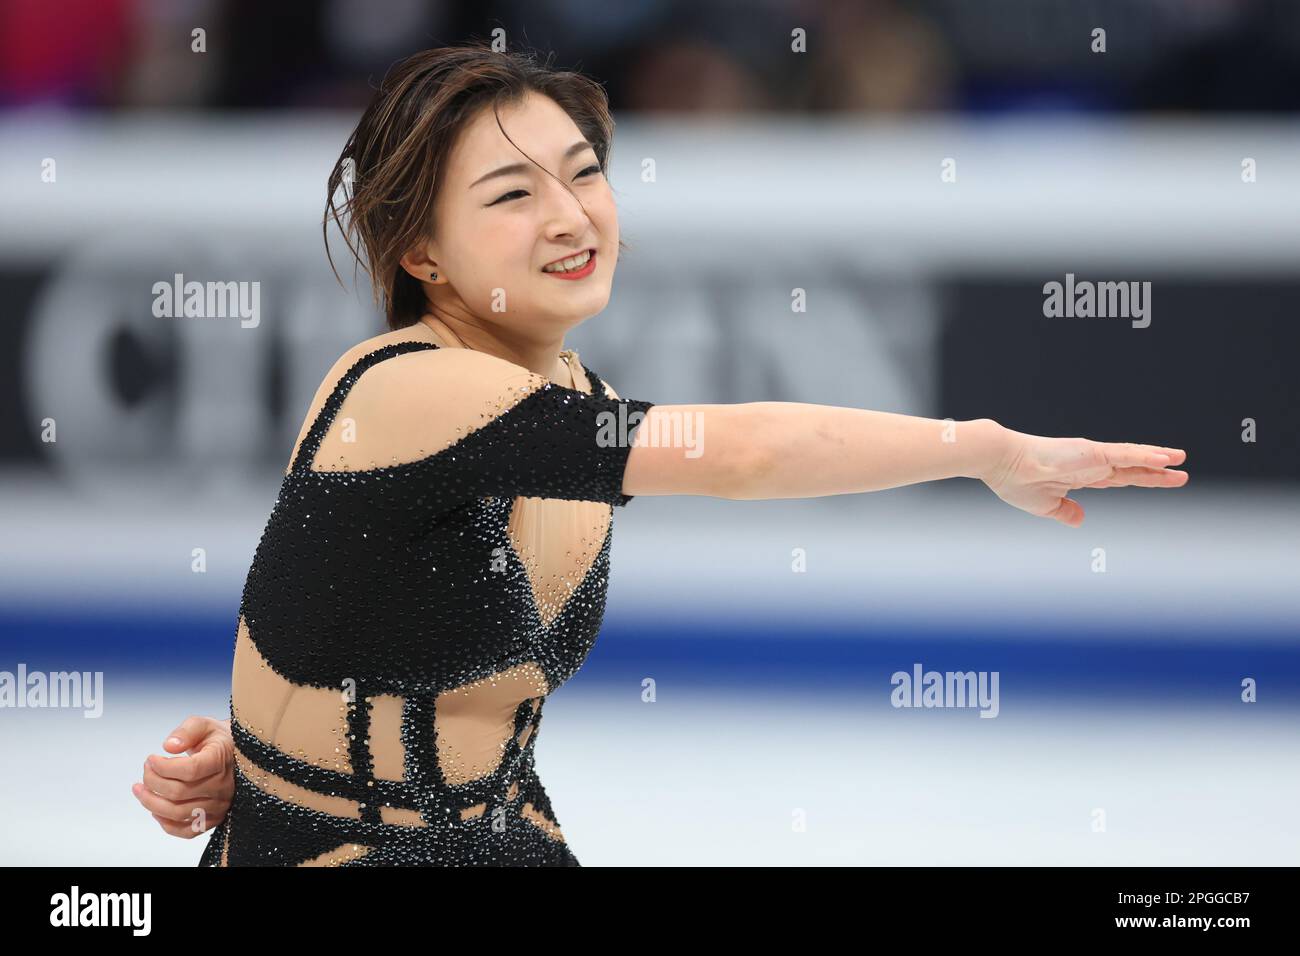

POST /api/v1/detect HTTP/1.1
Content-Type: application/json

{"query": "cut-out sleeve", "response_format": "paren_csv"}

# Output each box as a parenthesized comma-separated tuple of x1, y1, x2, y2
(337, 347, 655, 508)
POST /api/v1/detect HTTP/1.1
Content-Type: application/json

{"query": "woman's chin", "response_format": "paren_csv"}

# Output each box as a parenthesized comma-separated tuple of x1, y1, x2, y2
(537, 284, 611, 318)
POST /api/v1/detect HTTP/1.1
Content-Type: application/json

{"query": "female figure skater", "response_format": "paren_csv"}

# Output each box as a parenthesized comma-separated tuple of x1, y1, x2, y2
(130, 45, 1187, 866)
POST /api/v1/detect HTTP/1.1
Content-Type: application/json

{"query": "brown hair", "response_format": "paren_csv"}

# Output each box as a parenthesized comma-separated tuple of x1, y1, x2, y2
(323, 43, 624, 331)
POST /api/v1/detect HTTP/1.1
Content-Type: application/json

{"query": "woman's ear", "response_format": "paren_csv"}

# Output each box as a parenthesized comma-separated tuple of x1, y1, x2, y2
(399, 246, 442, 283)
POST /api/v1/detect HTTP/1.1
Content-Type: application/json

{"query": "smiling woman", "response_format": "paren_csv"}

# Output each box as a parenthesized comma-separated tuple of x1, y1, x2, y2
(323, 46, 627, 344)
(133, 43, 1188, 867)
(169, 44, 668, 867)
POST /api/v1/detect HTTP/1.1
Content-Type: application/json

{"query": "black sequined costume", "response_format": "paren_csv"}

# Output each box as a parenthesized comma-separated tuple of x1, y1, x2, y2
(198, 329, 654, 866)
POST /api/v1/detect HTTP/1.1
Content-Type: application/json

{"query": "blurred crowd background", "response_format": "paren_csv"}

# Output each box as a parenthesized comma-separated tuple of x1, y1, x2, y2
(4, 0, 1300, 113)
(1, 0, 1297, 866)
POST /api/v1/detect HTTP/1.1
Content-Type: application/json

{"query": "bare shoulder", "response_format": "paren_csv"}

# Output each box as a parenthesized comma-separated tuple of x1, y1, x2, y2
(338, 342, 551, 443)
(323, 327, 442, 380)
(285, 327, 451, 474)
(311, 327, 538, 404)
(354, 341, 545, 397)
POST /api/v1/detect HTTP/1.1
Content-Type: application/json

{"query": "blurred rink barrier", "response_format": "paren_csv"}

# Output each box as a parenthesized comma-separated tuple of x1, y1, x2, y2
(2, 113, 1298, 865)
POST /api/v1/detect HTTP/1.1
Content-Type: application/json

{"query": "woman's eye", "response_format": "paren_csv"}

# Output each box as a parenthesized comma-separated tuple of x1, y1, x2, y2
(488, 166, 600, 206)
(488, 189, 528, 206)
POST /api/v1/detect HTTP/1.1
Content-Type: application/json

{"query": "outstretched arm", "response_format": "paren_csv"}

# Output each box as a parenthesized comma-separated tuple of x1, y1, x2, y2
(621, 404, 1187, 526)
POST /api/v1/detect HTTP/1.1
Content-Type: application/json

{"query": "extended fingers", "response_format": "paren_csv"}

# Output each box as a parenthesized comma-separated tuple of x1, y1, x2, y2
(1083, 466, 1189, 489)
(1100, 441, 1187, 469)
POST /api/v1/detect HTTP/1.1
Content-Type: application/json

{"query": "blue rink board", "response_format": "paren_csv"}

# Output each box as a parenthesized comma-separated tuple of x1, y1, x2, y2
(1, 606, 1296, 708)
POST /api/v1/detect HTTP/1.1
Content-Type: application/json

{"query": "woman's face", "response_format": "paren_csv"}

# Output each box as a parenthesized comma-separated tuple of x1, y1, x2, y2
(420, 90, 619, 338)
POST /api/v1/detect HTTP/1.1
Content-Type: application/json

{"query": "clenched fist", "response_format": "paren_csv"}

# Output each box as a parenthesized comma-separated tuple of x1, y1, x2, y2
(132, 715, 235, 838)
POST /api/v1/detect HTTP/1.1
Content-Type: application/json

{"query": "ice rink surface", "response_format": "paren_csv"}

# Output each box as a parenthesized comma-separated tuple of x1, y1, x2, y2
(2, 478, 1295, 866)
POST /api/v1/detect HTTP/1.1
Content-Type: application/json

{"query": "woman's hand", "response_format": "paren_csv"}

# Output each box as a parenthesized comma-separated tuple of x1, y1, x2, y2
(132, 715, 235, 838)
(982, 426, 1188, 527)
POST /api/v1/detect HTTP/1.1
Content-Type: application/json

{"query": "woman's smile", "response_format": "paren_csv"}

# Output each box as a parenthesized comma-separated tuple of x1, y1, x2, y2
(540, 247, 596, 279)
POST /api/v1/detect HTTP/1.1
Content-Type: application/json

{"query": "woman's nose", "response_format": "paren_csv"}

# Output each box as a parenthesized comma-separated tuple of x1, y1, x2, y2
(539, 178, 589, 234)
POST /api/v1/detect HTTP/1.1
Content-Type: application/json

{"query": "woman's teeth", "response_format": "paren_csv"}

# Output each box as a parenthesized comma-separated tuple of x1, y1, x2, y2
(542, 250, 592, 273)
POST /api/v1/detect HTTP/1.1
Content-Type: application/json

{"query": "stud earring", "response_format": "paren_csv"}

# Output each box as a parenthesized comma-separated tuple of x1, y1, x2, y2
(430, 271, 438, 280)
